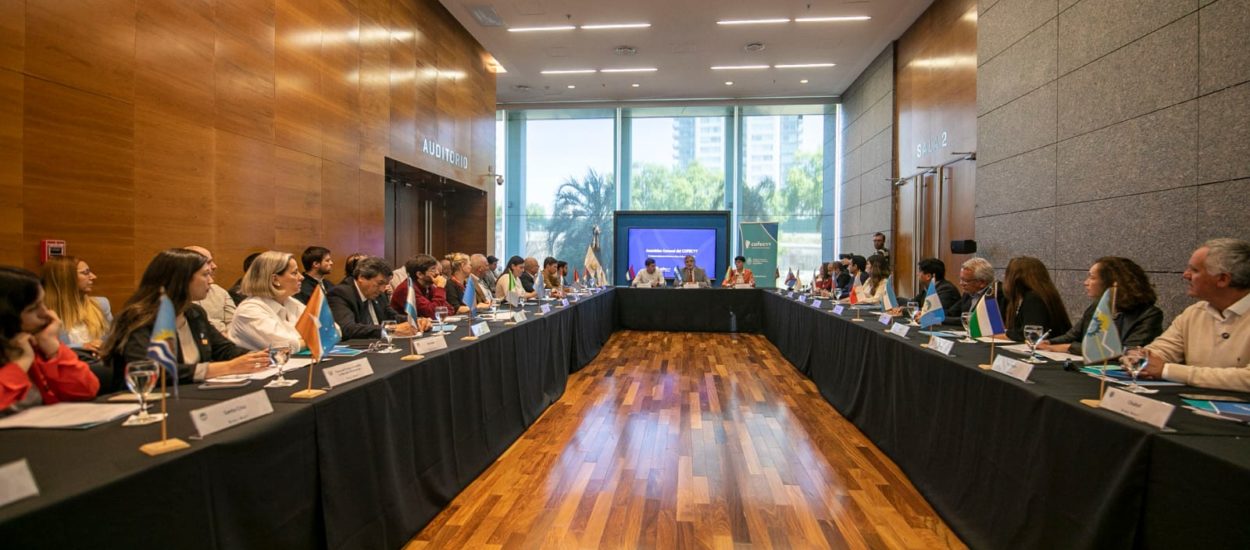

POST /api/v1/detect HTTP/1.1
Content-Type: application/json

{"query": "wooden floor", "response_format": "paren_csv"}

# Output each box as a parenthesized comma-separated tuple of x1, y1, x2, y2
(407, 331, 964, 549)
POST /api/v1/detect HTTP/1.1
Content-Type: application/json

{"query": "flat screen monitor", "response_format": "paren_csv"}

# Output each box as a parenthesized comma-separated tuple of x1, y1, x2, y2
(627, 228, 717, 279)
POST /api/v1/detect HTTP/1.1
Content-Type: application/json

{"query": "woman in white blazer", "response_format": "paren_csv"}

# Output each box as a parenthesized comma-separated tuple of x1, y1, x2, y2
(228, 251, 307, 351)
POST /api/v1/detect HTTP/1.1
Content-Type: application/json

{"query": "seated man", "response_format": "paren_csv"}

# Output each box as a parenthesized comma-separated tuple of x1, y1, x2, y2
(631, 258, 666, 288)
(185, 245, 235, 332)
(943, 257, 1005, 326)
(296, 246, 336, 304)
(469, 254, 495, 305)
(520, 257, 539, 293)
(678, 255, 709, 286)
(540, 257, 565, 297)
(913, 258, 961, 315)
(722, 255, 755, 287)
(390, 255, 452, 318)
(481, 255, 500, 291)
(1143, 239, 1250, 391)
(328, 257, 418, 340)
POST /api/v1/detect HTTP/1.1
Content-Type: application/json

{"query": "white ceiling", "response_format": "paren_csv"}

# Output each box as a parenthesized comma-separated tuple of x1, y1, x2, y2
(438, 0, 934, 105)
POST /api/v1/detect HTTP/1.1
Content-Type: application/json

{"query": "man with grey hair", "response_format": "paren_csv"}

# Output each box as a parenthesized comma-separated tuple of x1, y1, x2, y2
(185, 245, 236, 332)
(944, 257, 1005, 326)
(328, 256, 418, 340)
(469, 254, 495, 305)
(1143, 238, 1250, 391)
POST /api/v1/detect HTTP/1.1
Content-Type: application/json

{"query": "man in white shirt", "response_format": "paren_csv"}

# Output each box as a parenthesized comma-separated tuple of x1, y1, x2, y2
(185, 245, 235, 333)
(1144, 238, 1250, 391)
(631, 258, 666, 288)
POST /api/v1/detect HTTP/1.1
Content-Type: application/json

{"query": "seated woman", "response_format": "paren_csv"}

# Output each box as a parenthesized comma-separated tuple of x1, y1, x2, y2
(443, 253, 473, 314)
(41, 256, 112, 357)
(853, 255, 892, 305)
(102, 249, 268, 391)
(1039, 256, 1163, 355)
(495, 256, 536, 300)
(722, 256, 756, 287)
(227, 251, 308, 351)
(1002, 256, 1073, 342)
(1, 267, 100, 413)
(813, 262, 834, 295)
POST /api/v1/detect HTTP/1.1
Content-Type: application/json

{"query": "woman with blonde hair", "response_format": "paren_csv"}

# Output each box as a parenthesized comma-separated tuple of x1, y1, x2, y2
(443, 252, 473, 314)
(41, 256, 112, 355)
(227, 251, 308, 351)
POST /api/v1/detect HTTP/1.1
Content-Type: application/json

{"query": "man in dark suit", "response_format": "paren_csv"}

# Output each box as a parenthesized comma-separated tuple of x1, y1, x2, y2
(328, 257, 419, 340)
(520, 257, 539, 293)
(912, 258, 961, 314)
(945, 257, 1007, 326)
(295, 246, 335, 304)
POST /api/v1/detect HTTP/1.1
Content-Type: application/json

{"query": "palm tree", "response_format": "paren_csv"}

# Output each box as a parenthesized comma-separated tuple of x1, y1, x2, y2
(546, 169, 617, 273)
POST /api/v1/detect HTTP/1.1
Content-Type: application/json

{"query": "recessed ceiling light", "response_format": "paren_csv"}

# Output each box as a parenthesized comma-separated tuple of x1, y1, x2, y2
(717, 18, 790, 25)
(711, 65, 770, 70)
(580, 23, 651, 30)
(725, 81, 734, 86)
(567, 85, 576, 89)
(600, 67, 658, 73)
(775, 63, 836, 69)
(631, 83, 640, 87)
(800, 79, 809, 84)
(541, 69, 597, 75)
(508, 26, 576, 32)
(795, 16, 872, 23)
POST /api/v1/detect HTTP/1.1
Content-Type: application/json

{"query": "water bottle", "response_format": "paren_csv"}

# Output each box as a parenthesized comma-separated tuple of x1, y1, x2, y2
(729, 310, 737, 333)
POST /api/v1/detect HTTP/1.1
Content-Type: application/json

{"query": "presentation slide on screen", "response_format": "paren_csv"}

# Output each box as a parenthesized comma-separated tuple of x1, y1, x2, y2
(627, 228, 716, 278)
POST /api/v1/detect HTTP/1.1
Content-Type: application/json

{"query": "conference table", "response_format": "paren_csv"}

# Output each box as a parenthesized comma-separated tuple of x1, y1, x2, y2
(2, 287, 1247, 549)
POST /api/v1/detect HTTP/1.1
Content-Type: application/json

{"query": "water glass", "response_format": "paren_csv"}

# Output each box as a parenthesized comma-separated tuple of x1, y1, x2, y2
(124, 360, 161, 425)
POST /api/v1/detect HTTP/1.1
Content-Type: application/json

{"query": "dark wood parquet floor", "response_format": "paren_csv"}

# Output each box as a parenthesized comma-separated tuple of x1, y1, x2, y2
(407, 331, 964, 549)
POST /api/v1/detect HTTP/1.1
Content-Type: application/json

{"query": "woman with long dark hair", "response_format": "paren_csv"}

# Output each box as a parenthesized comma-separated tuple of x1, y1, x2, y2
(1, 267, 99, 412)
(102, 249, 267, 391)
(853, 254, 892, 305)
(1040, 256, 1163, 354)
(1002, 256, 1072, 341)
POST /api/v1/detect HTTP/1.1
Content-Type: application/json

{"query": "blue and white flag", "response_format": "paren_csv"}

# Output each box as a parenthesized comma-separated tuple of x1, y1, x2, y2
(535, 269, 545, 300)
(917, 279, 946, 328)
(882, 276, 899, 310)
(1082, 288, 1123, 364)
(405, 277, 421, 328)
(147, 291, 179, 396)
(464, 274, 477, 318)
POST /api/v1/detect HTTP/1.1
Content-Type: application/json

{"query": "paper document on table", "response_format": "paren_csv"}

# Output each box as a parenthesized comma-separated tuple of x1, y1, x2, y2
(1079, 367, 1183, 386)
(920, 330, 962, 339)
(0, 403, 139, 430)
(1000, 344, 1083, 362)
(444, 315, 465, 323)
(211, 358, 313, 381)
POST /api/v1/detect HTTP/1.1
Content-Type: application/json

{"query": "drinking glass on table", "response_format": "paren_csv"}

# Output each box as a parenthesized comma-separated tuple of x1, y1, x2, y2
(434, 306, 449, 332)
(833, 288, 843, 302)
(906, 301, 920, 324)
(378, 320, 400, 353)
(1022, 324, 1046, 363)
(264, 343, 297, 388)
(124, 360, 161, 426)
(959, 312, 976, 343)
(1120, 346, 1158, 394)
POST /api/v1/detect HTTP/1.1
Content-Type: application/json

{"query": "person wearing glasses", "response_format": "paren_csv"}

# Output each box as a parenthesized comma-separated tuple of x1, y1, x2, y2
(40, 256, 112, 356)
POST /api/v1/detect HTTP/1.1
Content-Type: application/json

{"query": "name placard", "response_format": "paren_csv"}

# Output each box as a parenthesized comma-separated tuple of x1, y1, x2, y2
(323, 358, 373, 388)
(991, 355, 1033, 383)
(683, 283, 700, 289)
(514, 311, 527, 323)
(811, 299, 822, 308)
(833, 305, 845, 315)
(493, 311, 512, 322)
(560, 298, 570, 307)
(797, 295, 807, 304)
(733, 283, 753, 289)
(927, 335, 955, 356)
(1100, 387, 1175, 429)
(878, 314, 892, 326)
(190, 390, 274, 438)
(889, 323, 911, 338)
(470, 321, 490, 337)
(413, 334, 448, 354)
(540, 304, 552, 315)
(0, 459, 39, 508)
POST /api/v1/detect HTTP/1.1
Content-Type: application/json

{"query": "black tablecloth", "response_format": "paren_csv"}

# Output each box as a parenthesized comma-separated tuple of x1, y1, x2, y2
(615, 287, 764, 332)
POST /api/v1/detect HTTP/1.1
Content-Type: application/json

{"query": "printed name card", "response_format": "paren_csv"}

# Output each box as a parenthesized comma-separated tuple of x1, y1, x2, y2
(514, 310, 528, 323)
(413, 334, 448, 354)
(560, 298, 570, 307)
(889, 323, 911, 338)
(833, 305, 845, 315)
(322, 358, 374, 388)
(1100, 388, 1176, 429)
(734, 283, 753, 289)
(493, 311, 512, 322)
(0, 459, 39, 508)
(797, 295, 807, 303)
(540, 304, 552, 315)
(190, 390, 274, 438)
(683, 283, 700, 289)
(991, 355, 1034, 383)
(877, 314, 892, 326)
(470, 321, 490, 337)
(810, 299, 822, 309)
(927, 335, 955, 356)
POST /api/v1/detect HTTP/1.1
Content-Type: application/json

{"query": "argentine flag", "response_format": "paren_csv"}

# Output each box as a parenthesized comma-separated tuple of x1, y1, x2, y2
(405, 277, 421, 329)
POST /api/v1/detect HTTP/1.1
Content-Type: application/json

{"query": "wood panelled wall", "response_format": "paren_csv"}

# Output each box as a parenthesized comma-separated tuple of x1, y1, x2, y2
(894, 0, 978, 291)
(0, 0, 496, 306)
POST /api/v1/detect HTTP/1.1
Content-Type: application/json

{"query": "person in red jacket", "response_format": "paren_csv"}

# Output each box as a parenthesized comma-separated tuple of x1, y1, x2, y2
(389, 254, 450, 319)
(1, 266, 100, 412)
